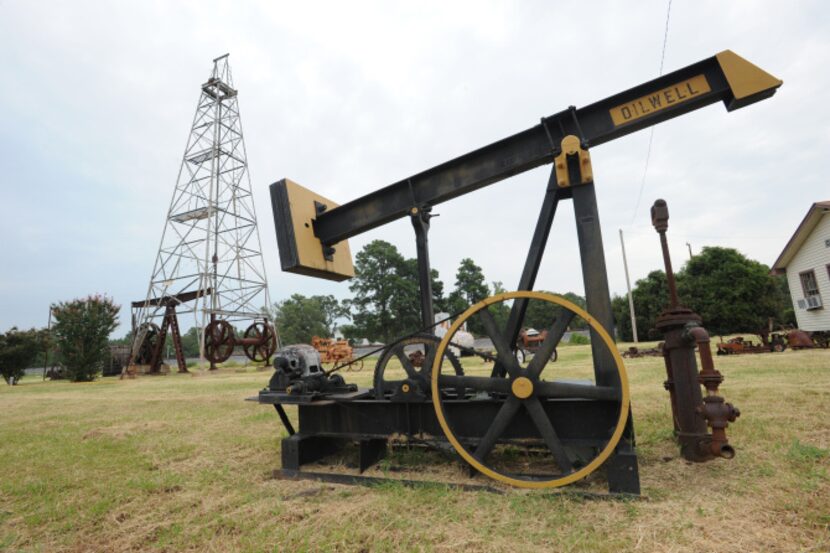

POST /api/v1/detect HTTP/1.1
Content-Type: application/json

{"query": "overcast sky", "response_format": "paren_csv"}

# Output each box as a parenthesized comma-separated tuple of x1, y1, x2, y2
(1, 1, 828, 335)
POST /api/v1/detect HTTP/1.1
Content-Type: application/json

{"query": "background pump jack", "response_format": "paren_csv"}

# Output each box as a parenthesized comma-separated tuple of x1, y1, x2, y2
(257, 51, 782, 493)
(126, 289, 210, 375)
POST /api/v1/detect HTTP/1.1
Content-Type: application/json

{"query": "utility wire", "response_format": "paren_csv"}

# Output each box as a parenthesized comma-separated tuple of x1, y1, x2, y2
(630, 0, 673, 225)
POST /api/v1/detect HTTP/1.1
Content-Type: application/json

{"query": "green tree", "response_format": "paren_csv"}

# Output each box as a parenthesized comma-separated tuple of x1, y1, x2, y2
(677, 246, 789, 336)
(447, 258, 490, 334)
(610, 247, 792, 341)
(179, 327, 202, 358)
(488, 281, 511, 331)
(453, 258, 489, 305)
(0, 327, 46, 385)
(313, 295, 350, 336)
(612, 271, 670, 342)
(611, 295, 632, 342)
(267, 294, 329, 345)
(523, 291, 587, 331)
(774, 275, 797, 328)
(344, 241, 452, 342)
(52, 295, 120, 382)
(398, 259, 448, 319)
(428, 268, 447, 313)
(348, 240, 418, 343)
(387, 267, 421, 338)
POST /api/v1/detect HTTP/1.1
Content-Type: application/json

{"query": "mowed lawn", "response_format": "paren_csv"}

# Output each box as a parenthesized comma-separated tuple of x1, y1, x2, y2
(1, 344, 828, 552)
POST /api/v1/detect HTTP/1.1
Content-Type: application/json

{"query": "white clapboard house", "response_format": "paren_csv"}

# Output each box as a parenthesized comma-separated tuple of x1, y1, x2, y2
(772, 201, 830, 331)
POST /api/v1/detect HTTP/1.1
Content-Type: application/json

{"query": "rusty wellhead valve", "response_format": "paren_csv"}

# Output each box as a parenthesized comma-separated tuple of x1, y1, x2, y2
(651, 199, 740, 461)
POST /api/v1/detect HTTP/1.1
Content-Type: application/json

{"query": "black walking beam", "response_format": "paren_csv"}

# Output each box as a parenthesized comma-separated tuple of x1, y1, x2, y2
(307, 51, 781, 248)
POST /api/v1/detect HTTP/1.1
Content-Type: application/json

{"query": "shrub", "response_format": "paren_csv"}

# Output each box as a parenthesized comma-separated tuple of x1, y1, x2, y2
(52, 295, 120, 382)
(568, 333, 590, 345)
(0, 327, 45, 385)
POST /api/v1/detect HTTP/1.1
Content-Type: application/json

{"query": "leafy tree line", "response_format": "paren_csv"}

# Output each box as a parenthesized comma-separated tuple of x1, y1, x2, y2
(612, 246, 794, 341)
(263, 294, 347, 346)
(265, 239, 588, 344)
(1, 295, 120, 384)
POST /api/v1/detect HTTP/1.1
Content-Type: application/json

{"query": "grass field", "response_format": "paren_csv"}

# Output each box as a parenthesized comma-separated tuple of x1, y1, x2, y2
(1, 343, 828, 552)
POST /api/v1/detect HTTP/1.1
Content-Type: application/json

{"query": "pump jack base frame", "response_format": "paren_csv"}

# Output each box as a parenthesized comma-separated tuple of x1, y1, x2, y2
(271, 468, 642, 500)
(254, 390, 641, 496)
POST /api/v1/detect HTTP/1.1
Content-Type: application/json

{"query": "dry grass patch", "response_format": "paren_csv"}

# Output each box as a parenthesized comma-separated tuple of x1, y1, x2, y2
(1, 345, 828, 552)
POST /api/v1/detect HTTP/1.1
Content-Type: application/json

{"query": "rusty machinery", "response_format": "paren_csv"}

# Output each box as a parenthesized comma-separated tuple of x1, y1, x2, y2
(652, 200, 740, 461)
(717, 328, 828, 353)
(254, 51, 781, 493)
(785, 328, 830, 349)
(202, 317, 278, 367)
(128, 288, 278, 372)
(126, 289, 208, 375)
(311, 336, 364, 372)
(622, 343, 664, 358)
(716, 335, 786, 355)
(516, 328, 559, 364)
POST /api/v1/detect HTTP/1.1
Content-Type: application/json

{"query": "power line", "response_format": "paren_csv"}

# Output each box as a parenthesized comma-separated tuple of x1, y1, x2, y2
(630, 0, 673, 226)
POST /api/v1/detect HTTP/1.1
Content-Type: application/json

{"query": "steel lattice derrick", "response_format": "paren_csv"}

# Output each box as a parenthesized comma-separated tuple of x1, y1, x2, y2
(130, 54, 273, 370)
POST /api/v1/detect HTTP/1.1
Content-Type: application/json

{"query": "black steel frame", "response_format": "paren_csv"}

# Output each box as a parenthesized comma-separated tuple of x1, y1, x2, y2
(310, 53, 774, 247)
(261, 163, 640, 494)
(259, 52, 781, 494)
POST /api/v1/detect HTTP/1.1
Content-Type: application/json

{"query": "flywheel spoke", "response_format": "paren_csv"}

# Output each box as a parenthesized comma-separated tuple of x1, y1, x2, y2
(527, 309, 574, 378)
(395, 349, 419, 378)
(535, 381, 620, 401)
(524, 397, 573, 474)
(478, 308, 521, 377)
(474, 397, 521, 461)
(438, 375, 511, 394)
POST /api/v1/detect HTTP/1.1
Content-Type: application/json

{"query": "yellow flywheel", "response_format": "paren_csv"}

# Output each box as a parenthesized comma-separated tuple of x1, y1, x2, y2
(430, 290, 630, 489)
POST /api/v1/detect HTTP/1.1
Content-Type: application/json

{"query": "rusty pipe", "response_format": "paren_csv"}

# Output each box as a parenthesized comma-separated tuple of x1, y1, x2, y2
(683, 323, 740, 458)
(682, 324, 723, 393)
(237, 337, 266, 346)
(698, 396, 740, 458)
(651, 199, 680, 309)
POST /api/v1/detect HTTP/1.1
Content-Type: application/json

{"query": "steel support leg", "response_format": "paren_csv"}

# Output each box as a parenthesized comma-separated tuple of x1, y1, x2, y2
(570, 182, 640, 488)
(273, 404, 295, 435)
(167, 306, 188, 373)
(605, 446, 641, 495)
(281, 434, 345, 470)
(571, 182, 619, 388)
(492, 169, 562, 377)
(358, 439, 387, 473)
(411, 208, 435, 330)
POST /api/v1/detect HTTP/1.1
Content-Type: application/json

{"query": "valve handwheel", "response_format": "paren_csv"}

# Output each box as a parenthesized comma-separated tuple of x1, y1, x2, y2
(430, 291, 630, 489)
(204, 319, 236, 364)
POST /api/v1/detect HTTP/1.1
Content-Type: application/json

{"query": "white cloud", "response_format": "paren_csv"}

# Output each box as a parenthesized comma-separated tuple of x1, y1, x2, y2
(0, 0, 827, 333)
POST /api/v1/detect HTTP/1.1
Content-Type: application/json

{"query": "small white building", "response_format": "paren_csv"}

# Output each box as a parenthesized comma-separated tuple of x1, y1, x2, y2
(772, 201, 830, 331)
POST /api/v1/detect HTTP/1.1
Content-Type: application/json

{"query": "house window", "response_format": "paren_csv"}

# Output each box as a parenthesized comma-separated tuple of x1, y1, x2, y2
(800, 270, 820, 298)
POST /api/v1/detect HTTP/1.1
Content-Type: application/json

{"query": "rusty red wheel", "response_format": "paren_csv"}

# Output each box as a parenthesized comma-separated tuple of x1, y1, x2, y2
(134, 322, 161, 364)
(204, 319, 235, 364)
(243, 321, 277, 363)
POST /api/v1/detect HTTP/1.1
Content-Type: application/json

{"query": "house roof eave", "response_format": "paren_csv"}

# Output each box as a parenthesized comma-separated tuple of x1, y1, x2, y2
(771, 201, 830, 271)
